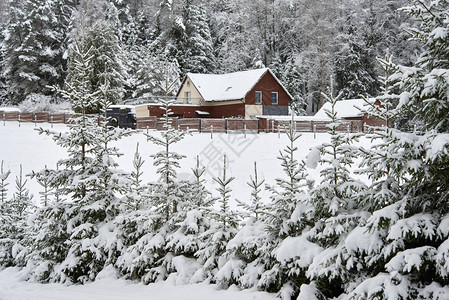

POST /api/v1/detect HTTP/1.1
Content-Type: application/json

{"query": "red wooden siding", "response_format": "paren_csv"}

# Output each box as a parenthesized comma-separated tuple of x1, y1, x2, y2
(244, 71, 291, 106)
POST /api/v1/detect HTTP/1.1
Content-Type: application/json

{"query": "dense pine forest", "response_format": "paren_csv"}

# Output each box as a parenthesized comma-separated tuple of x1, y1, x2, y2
(0, 0, 420, 113)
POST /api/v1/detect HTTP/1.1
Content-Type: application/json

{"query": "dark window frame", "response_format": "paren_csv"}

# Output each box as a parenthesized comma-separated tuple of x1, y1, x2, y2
(271, 92, 278, 105)
(255, 91, 262, 104)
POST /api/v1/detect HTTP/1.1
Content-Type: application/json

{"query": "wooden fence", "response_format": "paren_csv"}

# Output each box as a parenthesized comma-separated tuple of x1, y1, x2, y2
(0, 110, 365, 133)
(137, 117, 365, 133)
(0, 111, 76, 125)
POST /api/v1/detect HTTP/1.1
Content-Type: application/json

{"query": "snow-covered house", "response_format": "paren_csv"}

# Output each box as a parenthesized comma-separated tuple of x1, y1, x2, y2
(313, 98, 387, 127)
(174, 68, 293, 119)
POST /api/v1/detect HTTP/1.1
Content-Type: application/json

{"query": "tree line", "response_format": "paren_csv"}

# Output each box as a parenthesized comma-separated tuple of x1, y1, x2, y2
(0, 0, 419, 114)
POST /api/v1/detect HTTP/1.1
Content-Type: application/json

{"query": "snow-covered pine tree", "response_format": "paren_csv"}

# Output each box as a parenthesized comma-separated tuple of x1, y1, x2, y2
(247, 120, 315, 298)
(0, 161, 12, 266)
(162, 157, 214, 285)
(215, 161, 267, 289)
(57, 80, 132, 283)
(32, 166, 54, 207)
(306, 55, 409, 299)
(237, 162, 265, 221)
(196, 155, 239, 286)
(0, 27, 7, 104)
(125, 143, 147, 211)
(164, 0, 216, 75)
(26, 45, 132, 283)
(356, 55, 404, 211)
(0, 160, 10, 204)
(116, 67, 186, 284)
(5, 165, 34, 267)
(3, 0, 71, 104)
(82, 21, 127, 108)
(63, 40, 100, 114)
(343, 1, 449, 298)
(140, 96, 189, 282)
(303, 87, 367, 299)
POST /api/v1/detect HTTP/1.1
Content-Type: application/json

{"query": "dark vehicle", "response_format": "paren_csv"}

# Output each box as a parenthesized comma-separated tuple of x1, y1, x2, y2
(106, 105, 137, 129)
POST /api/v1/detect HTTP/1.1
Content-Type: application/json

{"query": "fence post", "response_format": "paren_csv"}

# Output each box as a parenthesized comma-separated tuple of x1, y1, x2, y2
(244, 124, 247, 138)
(51, 116, 54, 128)
(155, 116, 158, 130)
(225, 119, 228, 134)
(18, 112, 21, 127)
(33, 113, 36, 127)
(278, 124, 280, 138)
(211, 125, 213, 139)
(2, 111, 4, 126)
(272, 120, 275, 133)
(314, 124, 317, 139)
(257, 119, 260, 134)
(199, 119, 202, 133)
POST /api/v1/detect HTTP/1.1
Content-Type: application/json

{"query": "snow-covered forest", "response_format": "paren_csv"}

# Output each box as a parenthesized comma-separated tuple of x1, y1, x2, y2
(0, 0, 420, 113)
(1, 0, 449, 299)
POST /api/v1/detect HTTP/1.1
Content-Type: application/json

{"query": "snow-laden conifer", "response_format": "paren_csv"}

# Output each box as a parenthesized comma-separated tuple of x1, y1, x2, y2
(256, 121, 315, 298)
(342, 1, 449, 298)
(303, 87, 367, 299)
(1, 165, 34, 268)
(0, 160, 10, 204)
(195, 155, 238, 285)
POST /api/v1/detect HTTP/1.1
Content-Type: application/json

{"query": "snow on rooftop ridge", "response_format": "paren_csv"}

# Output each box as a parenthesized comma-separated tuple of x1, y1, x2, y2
(314, 98, 376, 119)
(187, 68, 269, 102)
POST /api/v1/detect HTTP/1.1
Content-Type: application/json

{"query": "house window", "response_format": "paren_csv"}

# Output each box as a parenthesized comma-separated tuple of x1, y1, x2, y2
(185, 91, 192, 104)
(271, 92, 278, 105)
(255, 91, 262, 104)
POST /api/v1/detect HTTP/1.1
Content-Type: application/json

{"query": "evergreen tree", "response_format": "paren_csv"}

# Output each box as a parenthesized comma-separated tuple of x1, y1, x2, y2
(63, 40, 100, 113)
(313, 2, 449, 298)
(82, 21, 127, 107)
(2, 165, 34, 267)
(125, 143, 147, 211)
(3, 0, 72, 104)
(158, 0, 215, 75)
(304, 88, 367, 299)
(146, 98, 187, 221)
(28, 45, 132, 282)
(0, 161, 12, 266)
(196, 155, 239, 284)
(0, 160, 10, 204)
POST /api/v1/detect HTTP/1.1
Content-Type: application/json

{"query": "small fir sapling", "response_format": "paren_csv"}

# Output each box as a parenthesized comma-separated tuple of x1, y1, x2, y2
(126, 143, 147, 211)
(196, 155, 238, 284)
(31, 166, 54, 207)
(236, 161, 265, 221)
(146, 69, 187, 220)
(302, 85, 368, 299)
(11, 165, 34, 218)
(216, 161, 268, 289)
(6, 165, 34, 267)
(255, 120, 314, 297)
(0, 160, 10, 204)
(189, 156, 213, 208)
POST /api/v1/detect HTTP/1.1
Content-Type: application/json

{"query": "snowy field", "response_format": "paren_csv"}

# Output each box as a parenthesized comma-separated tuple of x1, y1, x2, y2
(0, 121, 371, 299)
(0, 267, 275, 300)
(0, 121, 348, 208)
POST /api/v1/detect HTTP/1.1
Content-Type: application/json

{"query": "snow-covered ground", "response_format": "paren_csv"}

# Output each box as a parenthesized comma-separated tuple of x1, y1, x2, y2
(0, 267, 275, 300)
(0, 121, 343, 208)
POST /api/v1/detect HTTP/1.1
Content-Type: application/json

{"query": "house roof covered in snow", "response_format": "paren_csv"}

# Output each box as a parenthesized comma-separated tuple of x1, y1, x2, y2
(178, 68, 293, 102)
(314, 98, 376, 119)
